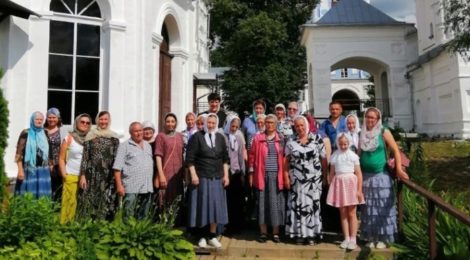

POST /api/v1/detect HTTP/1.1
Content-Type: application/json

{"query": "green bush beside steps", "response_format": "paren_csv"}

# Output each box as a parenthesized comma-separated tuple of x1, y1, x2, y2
(0, 194, 195, 260)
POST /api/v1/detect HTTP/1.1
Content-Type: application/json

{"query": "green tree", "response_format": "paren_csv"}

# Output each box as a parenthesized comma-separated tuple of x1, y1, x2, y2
(0, 68, 9, 205)
(443, 0, 470, 59)
(209, 0, 318, 114)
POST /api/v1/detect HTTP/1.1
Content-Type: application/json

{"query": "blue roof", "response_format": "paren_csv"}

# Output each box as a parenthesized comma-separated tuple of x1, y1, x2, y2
(313, 0, 405, 26)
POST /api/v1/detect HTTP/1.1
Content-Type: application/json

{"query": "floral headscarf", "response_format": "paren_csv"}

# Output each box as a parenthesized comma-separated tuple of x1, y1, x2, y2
(85, 111, 118, 141)
(359, 107, 383, 152)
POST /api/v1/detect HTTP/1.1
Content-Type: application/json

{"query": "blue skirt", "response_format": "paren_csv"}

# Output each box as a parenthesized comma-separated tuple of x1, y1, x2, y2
(15, 166, 51, 198)
(188, 177, 228, 227)
(360, 172, 397, 243)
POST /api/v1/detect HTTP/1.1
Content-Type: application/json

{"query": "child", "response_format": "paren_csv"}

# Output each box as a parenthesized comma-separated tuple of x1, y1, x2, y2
(327, 133, 364, 250)
(345, 114, 360, 153)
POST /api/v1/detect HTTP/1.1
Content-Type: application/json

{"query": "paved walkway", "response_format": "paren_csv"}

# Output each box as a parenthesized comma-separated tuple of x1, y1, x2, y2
(191, 229, 395, 260)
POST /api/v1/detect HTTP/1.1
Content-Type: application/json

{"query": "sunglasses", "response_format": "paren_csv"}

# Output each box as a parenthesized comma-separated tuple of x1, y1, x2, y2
(80, 121, 91, 125)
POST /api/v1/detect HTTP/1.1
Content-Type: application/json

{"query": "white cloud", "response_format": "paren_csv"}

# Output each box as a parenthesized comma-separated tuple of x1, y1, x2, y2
(370, 0, 416, 23)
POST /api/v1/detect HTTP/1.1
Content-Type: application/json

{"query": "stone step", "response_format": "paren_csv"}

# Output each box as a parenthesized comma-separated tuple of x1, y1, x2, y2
(193, 232, 395, 260)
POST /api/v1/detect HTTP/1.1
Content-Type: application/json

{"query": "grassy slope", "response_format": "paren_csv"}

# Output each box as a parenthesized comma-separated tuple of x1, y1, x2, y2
(421, 141, 470, 193)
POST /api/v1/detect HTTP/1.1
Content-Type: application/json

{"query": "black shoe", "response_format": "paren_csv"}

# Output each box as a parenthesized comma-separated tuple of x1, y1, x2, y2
(257, 233, 267, 243)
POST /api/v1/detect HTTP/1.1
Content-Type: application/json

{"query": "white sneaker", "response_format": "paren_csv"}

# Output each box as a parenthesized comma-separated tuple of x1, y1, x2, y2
(376, 241, 387, 249)
(208, 237, 222, 248)
(366, 242, 375, 248)
(347, 241, 357, 250)
(339, 240, 349, 249)
(198, 238, 207, 248)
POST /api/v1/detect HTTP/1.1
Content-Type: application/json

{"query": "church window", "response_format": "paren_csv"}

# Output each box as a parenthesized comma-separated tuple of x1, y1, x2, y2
(48, 0, 102, 124)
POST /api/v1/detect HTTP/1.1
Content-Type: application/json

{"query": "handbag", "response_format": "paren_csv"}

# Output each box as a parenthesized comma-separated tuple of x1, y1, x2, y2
(386, 149, 410, 178)
(383, 131, 410, 178)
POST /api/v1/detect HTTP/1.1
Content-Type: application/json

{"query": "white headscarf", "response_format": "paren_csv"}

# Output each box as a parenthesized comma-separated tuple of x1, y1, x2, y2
(345, 114, 360, 149)
(293, 115, 310, 136)
(224, 114, 241, 151)
(204, 113, 219, 148)
(359, 107, 383, 152)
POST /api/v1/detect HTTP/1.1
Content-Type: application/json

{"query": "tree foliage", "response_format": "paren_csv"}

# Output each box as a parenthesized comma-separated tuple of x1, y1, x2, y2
(0, 68, 9, 204)
(443, 0, 470, 59)
(209, 0, 318, 114)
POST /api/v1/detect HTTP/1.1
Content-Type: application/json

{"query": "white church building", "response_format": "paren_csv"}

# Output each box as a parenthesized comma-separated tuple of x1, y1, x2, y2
(0, 0, 211, 176)
(302, 0, 470, 138)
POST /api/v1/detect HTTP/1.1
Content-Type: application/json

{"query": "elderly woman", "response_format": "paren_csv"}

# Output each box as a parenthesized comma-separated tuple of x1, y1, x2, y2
(284, 116, 327, 245)
(248, 114, 287, 243)
(242, 99, 266, 151)
(15, 111, 51, 198)
(155, 113, 185, 209)
(77, 111, 120, 220)
(359, 107, 409, 249)
(223, 114, 247, 233)
(186, 113, 229, 248)
(58, 113, 92, 223)
(44, 107, 66, 202)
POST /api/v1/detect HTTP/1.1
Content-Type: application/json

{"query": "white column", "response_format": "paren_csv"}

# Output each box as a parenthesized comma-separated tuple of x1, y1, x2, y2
(169, 47, 190, 129)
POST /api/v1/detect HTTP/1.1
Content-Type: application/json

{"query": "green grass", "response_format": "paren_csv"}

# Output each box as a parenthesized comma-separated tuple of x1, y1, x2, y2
(420, 141, 470, 193)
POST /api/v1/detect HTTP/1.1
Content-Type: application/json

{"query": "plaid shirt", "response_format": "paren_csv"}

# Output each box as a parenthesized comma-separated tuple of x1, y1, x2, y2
(113, 139, 154, 194)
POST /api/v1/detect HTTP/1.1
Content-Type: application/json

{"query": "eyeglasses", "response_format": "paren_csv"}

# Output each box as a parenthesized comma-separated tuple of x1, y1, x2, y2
(288, 108, 298, 111)
(80, 121, 91, 125)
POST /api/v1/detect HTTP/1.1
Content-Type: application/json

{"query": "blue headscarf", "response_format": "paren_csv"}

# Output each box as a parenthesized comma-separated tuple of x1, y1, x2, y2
(25, 112, 49, 168)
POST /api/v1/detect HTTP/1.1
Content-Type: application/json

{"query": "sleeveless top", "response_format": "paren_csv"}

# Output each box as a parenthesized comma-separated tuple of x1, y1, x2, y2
(65, 137, 84, 175)
(359, 131, 386, 173)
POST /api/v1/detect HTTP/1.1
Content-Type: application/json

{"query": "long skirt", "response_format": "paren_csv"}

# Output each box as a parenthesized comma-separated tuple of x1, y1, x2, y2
(361, 172, 397, 243)
(60, 175, 79, 224)
(256, 171, 285, 226)
(15, 166, 51, 198)
(188, 177, 228, 228)
(286, 171, 322, 238)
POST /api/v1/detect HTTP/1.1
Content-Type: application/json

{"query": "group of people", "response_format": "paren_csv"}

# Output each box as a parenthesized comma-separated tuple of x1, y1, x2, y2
(14, 93, 409, 250)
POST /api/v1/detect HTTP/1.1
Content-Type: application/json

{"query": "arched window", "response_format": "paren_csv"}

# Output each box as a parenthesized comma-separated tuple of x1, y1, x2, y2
(48, 0, 102, 124)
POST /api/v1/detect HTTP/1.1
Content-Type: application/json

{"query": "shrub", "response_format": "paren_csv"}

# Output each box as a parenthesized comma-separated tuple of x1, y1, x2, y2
(0, 194, 195, 260)
(398, 184, 470, 259)
(0, 68, 9, 205)
(0, 193, 59, 247)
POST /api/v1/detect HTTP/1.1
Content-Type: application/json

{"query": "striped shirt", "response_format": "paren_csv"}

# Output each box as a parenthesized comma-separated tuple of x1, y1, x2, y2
(265, 139, 278, 172)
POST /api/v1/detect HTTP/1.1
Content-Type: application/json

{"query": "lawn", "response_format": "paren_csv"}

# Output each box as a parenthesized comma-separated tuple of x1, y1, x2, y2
(418, 140, 470, 193)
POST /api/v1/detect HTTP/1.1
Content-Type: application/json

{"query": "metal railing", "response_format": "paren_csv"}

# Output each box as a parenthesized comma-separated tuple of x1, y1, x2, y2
(396, 178, 470, 260)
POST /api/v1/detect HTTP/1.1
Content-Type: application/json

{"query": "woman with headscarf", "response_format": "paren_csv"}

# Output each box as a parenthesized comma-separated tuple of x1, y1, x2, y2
(284, 116, 327, 245)
(58, 114, 92, 223)
(345, 114, 360, 153)
(155, 113, 185, 211)
(248, 114, 287, 243)
(77, 111, 120, 220)
(44, 107, 67, 202)
(223, 114, 246, 233)
(242, 99, 266, 151)
(359, 107, 409, 249)
(15, 111, 51, 198)
(186, 113, 229, 248)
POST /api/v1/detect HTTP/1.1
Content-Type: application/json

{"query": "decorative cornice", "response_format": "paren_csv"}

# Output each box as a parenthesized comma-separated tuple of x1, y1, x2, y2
(152, 33, 163, 45)
(169, 47, 190, 60)
(103, 20, 127, 32)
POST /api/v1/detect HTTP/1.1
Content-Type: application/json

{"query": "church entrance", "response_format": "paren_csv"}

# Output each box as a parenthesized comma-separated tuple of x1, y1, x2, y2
(159, 24, 172, 132)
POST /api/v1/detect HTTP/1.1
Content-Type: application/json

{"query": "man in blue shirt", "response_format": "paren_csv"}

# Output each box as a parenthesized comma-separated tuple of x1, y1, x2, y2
(319, 101, 347, 150)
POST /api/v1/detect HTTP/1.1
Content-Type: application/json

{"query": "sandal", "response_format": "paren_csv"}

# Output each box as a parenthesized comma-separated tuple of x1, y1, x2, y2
(257, 233, 267, 243)
(273, 234, 280, 243)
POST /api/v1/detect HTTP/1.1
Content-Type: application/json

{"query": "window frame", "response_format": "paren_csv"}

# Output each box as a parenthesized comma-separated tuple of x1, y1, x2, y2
(48, 0, 104, 124)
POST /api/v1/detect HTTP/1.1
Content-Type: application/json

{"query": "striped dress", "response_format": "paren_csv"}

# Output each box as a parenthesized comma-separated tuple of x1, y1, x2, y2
(256, 139, 285, 226)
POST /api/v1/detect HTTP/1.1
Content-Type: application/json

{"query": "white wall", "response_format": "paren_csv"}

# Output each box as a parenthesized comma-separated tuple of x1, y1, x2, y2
(0, 0, 209, 176)
(302, 25, 416, 129)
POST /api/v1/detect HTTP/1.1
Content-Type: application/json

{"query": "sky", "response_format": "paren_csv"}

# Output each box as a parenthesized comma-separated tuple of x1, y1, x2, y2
(370, 0, 416, 23)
